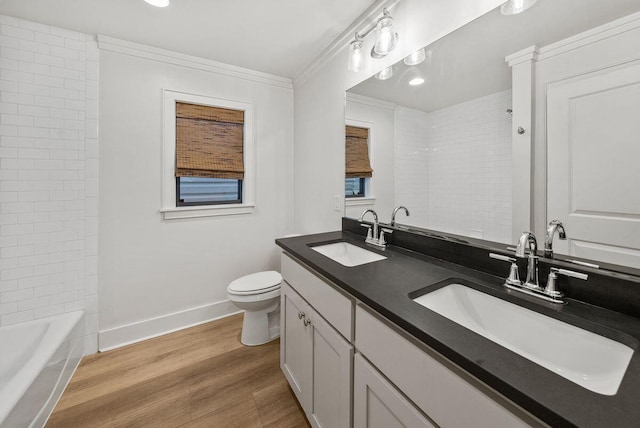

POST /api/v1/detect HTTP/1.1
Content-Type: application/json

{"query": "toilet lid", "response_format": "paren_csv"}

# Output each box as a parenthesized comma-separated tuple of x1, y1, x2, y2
(227, 271, 282, 295)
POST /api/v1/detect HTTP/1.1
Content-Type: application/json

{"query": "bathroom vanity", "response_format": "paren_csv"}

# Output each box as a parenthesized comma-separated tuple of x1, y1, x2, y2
(276, 222, 640, 428)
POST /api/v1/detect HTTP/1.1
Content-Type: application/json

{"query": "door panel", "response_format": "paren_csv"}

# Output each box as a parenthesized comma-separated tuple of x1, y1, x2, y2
(353, 354, 435, 428)
(309, 306, 353, 428)
(280, 281, 312, 410)
(547, 61, 640, 268)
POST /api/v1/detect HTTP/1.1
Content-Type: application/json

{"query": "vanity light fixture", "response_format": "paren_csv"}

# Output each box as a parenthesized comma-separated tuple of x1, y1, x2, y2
(403, 48, 426, 66)
(373, 9, 399, 55)
(347, 8, 399, 71)
(144, 0, 169, 7)
(348, 37, 365, 72)
(375, 66, 393, 80)
(409, 77, 425, 86)
(500, 0, 537, 15)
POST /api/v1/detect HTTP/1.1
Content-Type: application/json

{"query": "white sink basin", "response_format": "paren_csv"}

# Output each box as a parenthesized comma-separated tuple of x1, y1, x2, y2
(413, 283, 634, 395)
(311, 242, 386, 267)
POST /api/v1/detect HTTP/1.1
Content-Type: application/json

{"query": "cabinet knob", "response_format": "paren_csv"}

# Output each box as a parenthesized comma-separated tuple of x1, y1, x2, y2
(303, 317, 311, 327)
(298, 311, 305, 320)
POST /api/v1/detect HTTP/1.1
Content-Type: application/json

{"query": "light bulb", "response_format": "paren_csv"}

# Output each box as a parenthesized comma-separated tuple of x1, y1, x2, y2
(500, 0, 537, 15)
(144, 0, 169, 7)
(348, 39, 364, 72)
(409, 77, 425, 86)
(404, 48, 426, 66)
(375, 66, 393, 81)
(373, 14, 398, 55)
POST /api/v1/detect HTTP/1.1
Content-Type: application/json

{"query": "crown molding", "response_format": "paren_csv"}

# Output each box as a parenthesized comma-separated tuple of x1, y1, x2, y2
(97, 35, 293, 90)
(537, 10, 640, 62)
(505, 45, 538, 67)
(293, 0, 398, 87)
(346, 93, 396, 111)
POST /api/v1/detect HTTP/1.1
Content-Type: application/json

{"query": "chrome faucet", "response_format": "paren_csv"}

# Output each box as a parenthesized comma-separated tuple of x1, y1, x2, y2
(359, 209, 392, 248)
(515, 231, 541, 290)
(544, 220, 566, 258)
(391, 206, 410, 226)
(490, 230, 588, 304)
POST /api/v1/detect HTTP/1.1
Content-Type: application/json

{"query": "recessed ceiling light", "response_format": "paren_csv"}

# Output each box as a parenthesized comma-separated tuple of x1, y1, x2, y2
(144, 0, 169, 7)
(409, 77, 425, 86)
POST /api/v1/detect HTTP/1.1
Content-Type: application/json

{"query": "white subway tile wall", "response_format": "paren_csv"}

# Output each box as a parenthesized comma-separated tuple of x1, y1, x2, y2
(395, 90, 512, 244)
(0, 14, 98, 353)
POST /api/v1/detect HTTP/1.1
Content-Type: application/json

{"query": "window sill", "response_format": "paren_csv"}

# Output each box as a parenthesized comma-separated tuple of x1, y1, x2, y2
(345, 197, 376, 207)
(161, 204, 255, 220)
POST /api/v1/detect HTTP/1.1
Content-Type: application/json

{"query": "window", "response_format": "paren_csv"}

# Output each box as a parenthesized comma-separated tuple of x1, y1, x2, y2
(176, 177, 242, 205)
(174, 102, 244, 206)
(345, 125, 372, 198)
(162, 90, 254, 220)
(345, 177, 365, 197)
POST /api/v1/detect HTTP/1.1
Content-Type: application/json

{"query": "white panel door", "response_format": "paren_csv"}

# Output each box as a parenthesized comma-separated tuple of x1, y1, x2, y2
(308, 304, 353, 428)
(547, 61, 640, 268)
(353, 354, 435, 428)
(280, 281, 312, 410)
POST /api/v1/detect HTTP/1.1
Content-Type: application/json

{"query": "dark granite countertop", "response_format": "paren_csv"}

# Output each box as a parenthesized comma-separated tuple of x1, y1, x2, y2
(276, 231, 640, 428)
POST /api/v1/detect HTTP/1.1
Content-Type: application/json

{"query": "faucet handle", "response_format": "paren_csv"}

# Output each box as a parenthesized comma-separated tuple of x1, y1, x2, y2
(489, 253, 516, 263)
(550, 267, 588, 281)
(379, 228, 393, 246)
(489, 253, 521, 286)
(360, 223, 372, 240)
(545, 267, 588, 300)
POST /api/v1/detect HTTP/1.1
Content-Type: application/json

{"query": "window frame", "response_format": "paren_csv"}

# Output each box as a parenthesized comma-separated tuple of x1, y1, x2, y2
(345, 119, 375, 207)
(161, 90, 255, 220)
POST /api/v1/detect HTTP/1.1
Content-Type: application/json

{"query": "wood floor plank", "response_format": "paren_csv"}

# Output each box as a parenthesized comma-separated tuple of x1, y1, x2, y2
(182, 396, 263, 428)
(253, 379, 311, 428)
(47, 314, 309, 427)
(53, 318, 244, 412)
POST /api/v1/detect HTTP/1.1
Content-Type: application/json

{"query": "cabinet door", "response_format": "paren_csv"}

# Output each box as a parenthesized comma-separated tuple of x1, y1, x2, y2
(280, 281, 312, 410)
(354, 354, 435, 428)
(308, 305, 354, 428)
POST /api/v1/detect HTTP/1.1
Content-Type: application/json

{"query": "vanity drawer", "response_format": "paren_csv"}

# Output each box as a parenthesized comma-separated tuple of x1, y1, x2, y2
(281, 253, 353, 341)
(355, 305, 541, 428)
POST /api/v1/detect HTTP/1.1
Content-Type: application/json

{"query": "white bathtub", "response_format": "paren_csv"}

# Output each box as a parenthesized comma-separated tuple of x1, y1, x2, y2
(0, 311, 84, 428)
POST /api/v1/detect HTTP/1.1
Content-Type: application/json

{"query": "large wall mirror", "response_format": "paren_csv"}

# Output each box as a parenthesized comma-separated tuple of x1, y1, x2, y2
(345, 0, 640, 270)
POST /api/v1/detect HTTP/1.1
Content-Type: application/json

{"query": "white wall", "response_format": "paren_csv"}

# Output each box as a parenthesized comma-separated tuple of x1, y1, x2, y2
(293, 0, 505, 233)
(98, 42, 294, 349)
(344, 94, 395, 221)
(395, 90, 512, 243)
(0, 15, 99, 353)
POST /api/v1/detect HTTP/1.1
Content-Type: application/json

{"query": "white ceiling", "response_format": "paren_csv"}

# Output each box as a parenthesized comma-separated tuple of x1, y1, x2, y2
(349, 0, 640, 112)
(0, 0, 375, 78)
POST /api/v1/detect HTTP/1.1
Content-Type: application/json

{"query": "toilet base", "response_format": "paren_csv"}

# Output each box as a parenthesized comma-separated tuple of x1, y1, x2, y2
(240, 302, 280, 346)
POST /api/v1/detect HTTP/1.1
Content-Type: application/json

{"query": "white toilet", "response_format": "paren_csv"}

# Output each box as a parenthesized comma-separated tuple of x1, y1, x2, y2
(227, 271, 282, 346)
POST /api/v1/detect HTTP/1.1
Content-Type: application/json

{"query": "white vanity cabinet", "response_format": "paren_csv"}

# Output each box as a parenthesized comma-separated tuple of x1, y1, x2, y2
(354, 353, 436, 428)
(356, 305, 544, 428)
(280, 252, 544, 428)
(280, 254, 354, 428)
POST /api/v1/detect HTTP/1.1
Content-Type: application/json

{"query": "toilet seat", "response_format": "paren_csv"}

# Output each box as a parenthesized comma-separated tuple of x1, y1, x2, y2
(227, 271, 282, 296)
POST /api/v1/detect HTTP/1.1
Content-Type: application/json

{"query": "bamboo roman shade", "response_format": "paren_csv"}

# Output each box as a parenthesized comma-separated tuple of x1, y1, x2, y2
(345, 125, 373, 178)
(175, 102, 244, 179)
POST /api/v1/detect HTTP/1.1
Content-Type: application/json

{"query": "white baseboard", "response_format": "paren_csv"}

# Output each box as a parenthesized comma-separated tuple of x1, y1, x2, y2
(98, 300, 242, 352)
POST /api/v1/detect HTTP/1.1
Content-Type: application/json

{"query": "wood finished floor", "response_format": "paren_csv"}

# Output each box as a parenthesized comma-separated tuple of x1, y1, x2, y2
(47, 314, 310, 428)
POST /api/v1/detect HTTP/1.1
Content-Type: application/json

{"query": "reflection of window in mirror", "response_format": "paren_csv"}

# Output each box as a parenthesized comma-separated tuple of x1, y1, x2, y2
(345, 125, 373, 198)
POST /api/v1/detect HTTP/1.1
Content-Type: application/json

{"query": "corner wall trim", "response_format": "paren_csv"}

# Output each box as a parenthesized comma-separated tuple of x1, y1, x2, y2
(98, 300, 242, 351)
(97, 35, 293, 90)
